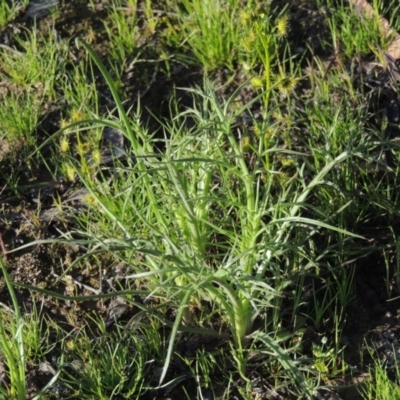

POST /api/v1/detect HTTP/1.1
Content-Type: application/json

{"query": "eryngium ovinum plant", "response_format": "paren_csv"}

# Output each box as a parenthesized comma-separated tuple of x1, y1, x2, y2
(29, 40, 362, 397)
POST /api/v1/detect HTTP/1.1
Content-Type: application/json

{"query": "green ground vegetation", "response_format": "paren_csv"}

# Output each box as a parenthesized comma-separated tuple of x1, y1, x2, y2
(1, 0, 400, 399)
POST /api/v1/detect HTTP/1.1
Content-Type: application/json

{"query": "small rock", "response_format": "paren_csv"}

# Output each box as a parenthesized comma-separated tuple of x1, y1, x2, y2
(26, 0, 60, 19)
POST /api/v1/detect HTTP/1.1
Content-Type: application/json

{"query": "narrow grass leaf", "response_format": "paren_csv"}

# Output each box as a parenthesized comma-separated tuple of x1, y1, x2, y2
(250, 330, 312, 399)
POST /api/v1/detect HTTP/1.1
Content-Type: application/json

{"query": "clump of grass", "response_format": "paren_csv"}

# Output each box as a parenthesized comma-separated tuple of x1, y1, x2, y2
(0, 90, 42, 152)
(0, 258, 26, 399)
(0, 27, 67, 98)
(172, 0, 241, 70)
(58, 322, 157, 398)
(61, 60, 99, 115)
(0, 257, 58, 399)
(239, 4, 298, 107)
(33, 39, 377, 398)
(360, 345, 400, 400)
(0, 27, 68, 187)
(323, 0, 394, 59)
(0, 0, 27, 27)
(103, 0, 139, 70)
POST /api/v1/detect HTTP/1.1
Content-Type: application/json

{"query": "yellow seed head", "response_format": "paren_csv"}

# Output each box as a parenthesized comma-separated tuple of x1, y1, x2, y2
(59, 118, 70, 129)
(70, 109, 85, 122)
(276, 171, 290, 185)
(76, 141, 90, 157)
(250, 76, 264, 88)
(80, 160, 90, 176)
(240, 136, 252, 152)
(83, 193, 97, 207)
(239, 10, 252, 26)
(276, 15, 289, 38)
(91, 148, 102, 166)
(280, 156, 295, 168)
(272, 109, 283, 121)
(265, 127, 276, 141)
(240, 29, 256, 52)
(277, 74, 300, 95)
(66, 340, 75, 350)
(66, 165, 75, 182)
(60, 136, 69, 153)
(253, 125, 261, 137)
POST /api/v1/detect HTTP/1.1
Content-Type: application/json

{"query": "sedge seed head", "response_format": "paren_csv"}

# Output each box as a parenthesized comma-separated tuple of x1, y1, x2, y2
(76, 141, 91, 157)
(91, 148, 101, 166)
(240, 136, 252, 152)
(83, 193, 97, 207)
(241, 29, 256, 52)
(276, 15, 289, 38)
(276, 171, 290, 185)
(283, 114, 293, 127)
(70, 109, 86, 122)
(279, 156, 295, 168)
(66, 165, 75, 182)
(66, 340, 75, 350)
(272, 109, 283, 121)
(80, 160, 91, 176)
(250, 76, 264, 88)
(253, 125, 261, 137)
(59, 118, 70, 129)
(265, 127, 276, 140)
(255, 3, 264, 14)
(60, 136, 69, 153)
(277, 74, 300, 95)
(239, 10, 252, 26)
(273, 110, 293, 128)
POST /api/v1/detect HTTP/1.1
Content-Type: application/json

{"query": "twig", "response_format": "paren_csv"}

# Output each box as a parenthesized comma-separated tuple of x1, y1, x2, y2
(0, 231, 7, 261)
(51, 270, 102, 295)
